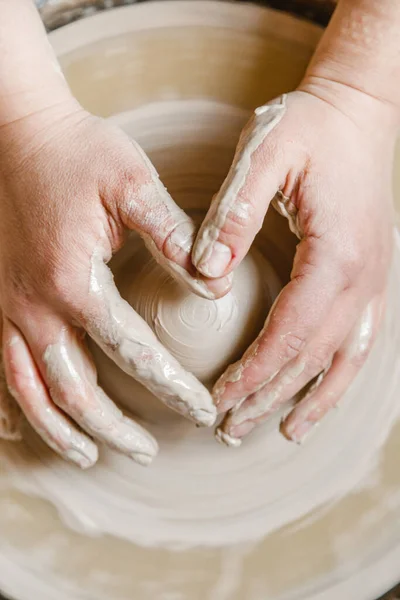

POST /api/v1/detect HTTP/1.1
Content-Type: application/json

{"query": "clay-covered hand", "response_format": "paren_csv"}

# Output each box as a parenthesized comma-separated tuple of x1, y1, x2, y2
(192, 85, 397, 446)
(0, 101, 229, 468)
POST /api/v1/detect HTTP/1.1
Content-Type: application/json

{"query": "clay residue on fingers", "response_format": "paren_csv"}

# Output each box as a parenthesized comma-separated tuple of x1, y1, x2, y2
(43, 326, 159, 464)
(4, 328, 98, 469)
(215, 426, 242, 448)
(2, 96, 400, 560)
(225, 359, 306, 434)
(125, 140, 231, 300)
(87, 249, 217, 426)
(144, 233, 232, 301)
(343, 299, 379, 361)
(213, 339, 261, 409)
(193, 95, 287, 276)
(281, 299, 383, 445)
(272, 189, 303, 239)
(0, 349, 22, 442)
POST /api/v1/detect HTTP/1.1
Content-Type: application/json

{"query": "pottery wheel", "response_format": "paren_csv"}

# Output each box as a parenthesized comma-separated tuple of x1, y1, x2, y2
(1, 3, 400, 600)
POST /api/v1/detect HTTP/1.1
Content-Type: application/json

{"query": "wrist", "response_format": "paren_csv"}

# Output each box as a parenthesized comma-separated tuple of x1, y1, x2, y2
(0, 96, 85, 175)
(298, 73, 400, 135)
(304, 0, 400, 129)
(304, 1, 400, 124)
(0, 78, 74, 128)
(304, 57, 400, 120)
(0, 0, 74, 127)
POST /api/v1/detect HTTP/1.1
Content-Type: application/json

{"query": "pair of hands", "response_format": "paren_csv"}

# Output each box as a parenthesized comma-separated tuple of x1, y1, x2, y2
(0, 80, 395, 468)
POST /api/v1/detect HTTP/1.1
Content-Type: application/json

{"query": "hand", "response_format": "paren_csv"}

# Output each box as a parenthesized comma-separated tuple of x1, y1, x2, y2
(192, 85, 396, 446)
(0, 101, 230, 468)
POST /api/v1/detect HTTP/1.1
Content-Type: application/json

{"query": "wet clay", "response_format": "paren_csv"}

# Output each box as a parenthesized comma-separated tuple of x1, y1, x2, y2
(1, 4, 400, 600)
(109, 236, 279, 385)
(2, 99, 400, 551)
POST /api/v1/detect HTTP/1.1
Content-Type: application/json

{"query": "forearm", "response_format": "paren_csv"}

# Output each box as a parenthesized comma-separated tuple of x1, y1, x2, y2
(302, 0, 400, 122)
(0, 0, 73, 127)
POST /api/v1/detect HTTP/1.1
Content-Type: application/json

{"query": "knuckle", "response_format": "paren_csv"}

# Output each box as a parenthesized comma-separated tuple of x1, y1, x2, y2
(1, 270, 35, 314)
(43, 261, 89, 310)
(281, 332, 306, 362)
(228, 189, 256, 227)
(119, 164, 148, 193)
(336, 242, 366, 285)
(43, 275, 76, 311)
(304, 345, 333, 377)
(162, 221, 194, 261)
(349, 338, 374, 368)
(351, 352, 369, 370)
(117, 167, 153, 217)
(3, 263, 75, 314)
(5, 365, 31, 401)
(50, 386, 81, 415)
(214, 198, 254, 244)
(46, 269, 71, 299)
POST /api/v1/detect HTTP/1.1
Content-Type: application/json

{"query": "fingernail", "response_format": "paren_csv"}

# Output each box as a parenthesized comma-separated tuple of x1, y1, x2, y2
(167, 222, 195, 256)
(203, 271, 234, 300)
(66, 447, 98, 469)
(215, 427, 242, 448)
(213, 371, 236, 405)
(198, 242, 231, 278)
(190, 407, 217, 427)
(131, 453, 155, 467)
(230, 420, 256, 438)
(285, 420, 314, 444)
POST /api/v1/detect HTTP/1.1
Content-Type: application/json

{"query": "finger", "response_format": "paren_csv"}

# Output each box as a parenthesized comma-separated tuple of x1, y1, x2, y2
(192, 96, 288, 278)
(212, 237, 346, 409)
(0, 313, 22, 441)
(282, 295, 384, 443)
(217, 362, 331, 447)
(2, 318, 98, 468)
(80, 255, 217, 427)
(115, 139, 232, 300)
(216, 291, 360, 445)
(24, 318, 159, 467)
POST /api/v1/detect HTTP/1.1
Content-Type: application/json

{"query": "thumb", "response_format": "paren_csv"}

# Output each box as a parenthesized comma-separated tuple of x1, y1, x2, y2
(192, 95, 288, 279)
(115, 139, 232, 300)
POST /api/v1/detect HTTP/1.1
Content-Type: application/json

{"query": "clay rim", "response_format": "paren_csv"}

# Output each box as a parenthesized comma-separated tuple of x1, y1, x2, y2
(40, 0, 337, 32)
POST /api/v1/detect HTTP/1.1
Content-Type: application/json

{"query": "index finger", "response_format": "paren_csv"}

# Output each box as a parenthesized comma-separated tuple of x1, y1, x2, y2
(212, 237, 346, 409)
(192, 96, 288, 279)
(112, 138, 232, 300)
(78, 256, 216, 427)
